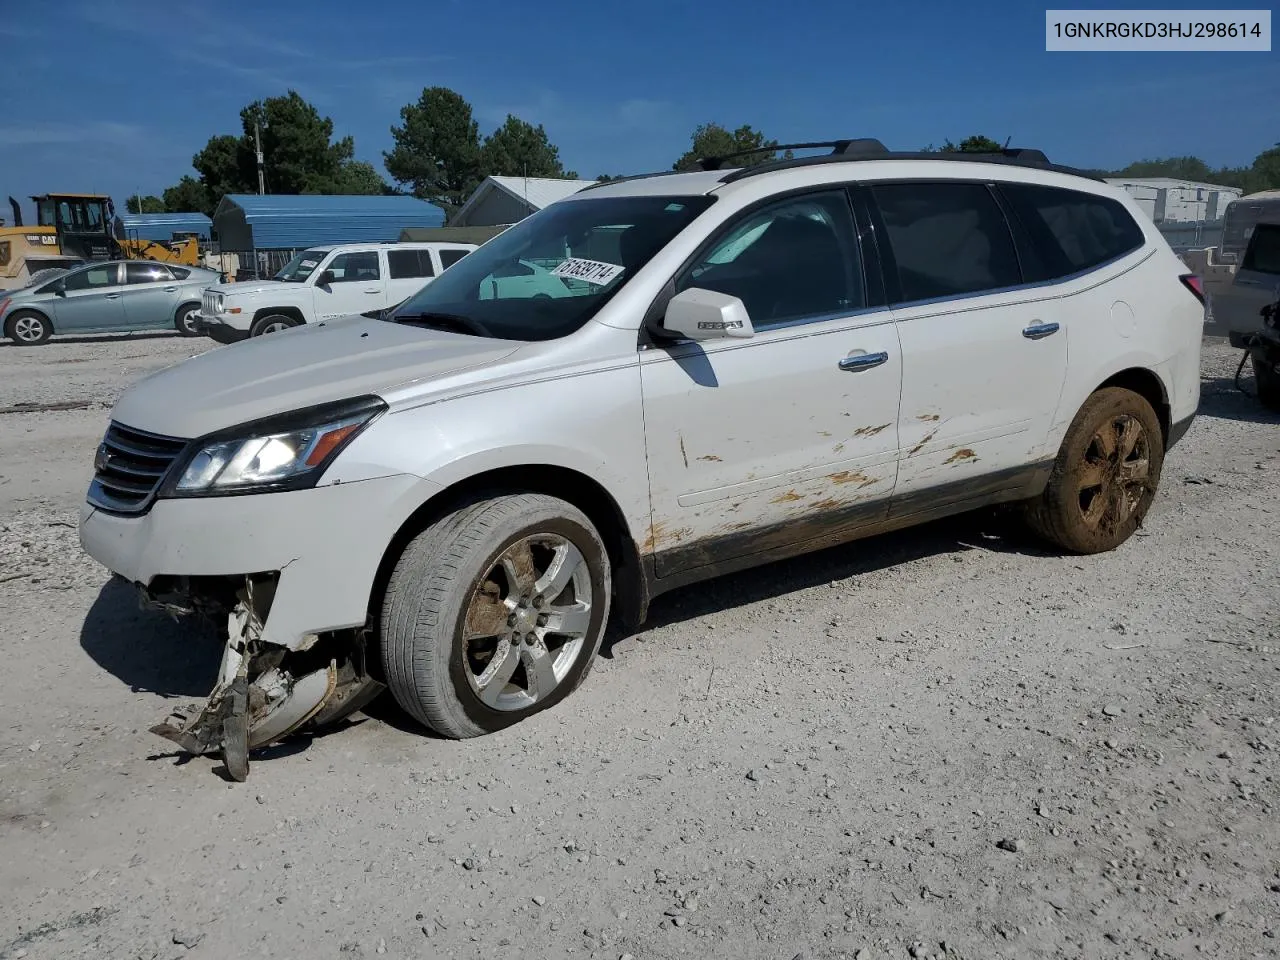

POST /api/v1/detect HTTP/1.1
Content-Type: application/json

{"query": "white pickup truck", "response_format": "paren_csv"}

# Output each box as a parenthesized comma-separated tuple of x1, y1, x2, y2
(196, 241, 477, 342)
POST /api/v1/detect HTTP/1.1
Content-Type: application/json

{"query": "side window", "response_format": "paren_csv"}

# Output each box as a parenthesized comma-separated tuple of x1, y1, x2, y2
(327, 251, 382, 282)
(871, 182, 1021, 303)
(1000, 183, 1145, 280)
(677, 191, 863, 327)
(387, 249, 435, 279)
(1241, 223, 1280, 276)
(62, 265, 117, 291)
(125, 262, 172, 284)
(439, 249, 470, 270)
(169, 266, 191, 280)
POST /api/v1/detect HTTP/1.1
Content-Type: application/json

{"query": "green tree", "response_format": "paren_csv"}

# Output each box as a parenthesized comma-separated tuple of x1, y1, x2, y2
(942, 135, 1005, 153)
(594, 174, 626, 182)
(1249, 143, 1280, 192)
(126, 195, 165, 214)
(162, 176, 212, 214)
(673, 123, 783, 171)
(480, 116, 571, 179)
(333, 160, 390, 195)
(384, 86, 483, 207)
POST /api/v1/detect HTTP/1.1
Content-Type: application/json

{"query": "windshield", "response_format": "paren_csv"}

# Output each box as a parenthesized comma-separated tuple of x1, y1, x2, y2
(274, 249, 327, 282)
(388, 195, 715, 340)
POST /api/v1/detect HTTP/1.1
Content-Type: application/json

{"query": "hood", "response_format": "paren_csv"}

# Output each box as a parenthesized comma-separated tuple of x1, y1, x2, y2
(110, 316, 521, 438)
(209, 279, 290, 297)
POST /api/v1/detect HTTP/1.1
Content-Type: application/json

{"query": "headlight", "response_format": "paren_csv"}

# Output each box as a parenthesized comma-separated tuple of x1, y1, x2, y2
(162, 396, 386, 498)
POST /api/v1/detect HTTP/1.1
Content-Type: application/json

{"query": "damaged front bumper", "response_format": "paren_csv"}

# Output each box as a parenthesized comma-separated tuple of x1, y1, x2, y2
(78, 474, 434, 779)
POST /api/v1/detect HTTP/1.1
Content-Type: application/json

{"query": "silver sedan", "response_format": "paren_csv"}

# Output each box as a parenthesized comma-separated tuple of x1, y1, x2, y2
(0, 260, 223, 345)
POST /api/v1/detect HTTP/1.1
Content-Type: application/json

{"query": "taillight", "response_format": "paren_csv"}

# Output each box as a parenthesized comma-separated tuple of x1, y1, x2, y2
(1180, 273, 1205, 305)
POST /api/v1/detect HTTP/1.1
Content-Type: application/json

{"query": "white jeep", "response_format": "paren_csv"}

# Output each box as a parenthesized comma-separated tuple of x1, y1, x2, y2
(80, 139, 1203, 779)
(196, 241, 477, 342)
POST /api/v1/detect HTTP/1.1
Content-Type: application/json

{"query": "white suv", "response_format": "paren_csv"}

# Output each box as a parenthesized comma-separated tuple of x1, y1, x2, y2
(79, 140, 1203, 779)
(196, 241, 477, 342)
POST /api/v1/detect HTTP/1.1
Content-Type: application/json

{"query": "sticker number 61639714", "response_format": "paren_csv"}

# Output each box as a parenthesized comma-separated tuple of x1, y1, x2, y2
(551, 258, 625, 286)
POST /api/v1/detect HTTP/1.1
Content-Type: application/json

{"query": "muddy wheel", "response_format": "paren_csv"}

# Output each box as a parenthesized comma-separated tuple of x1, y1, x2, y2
(380, 493, 611, 739)
(1024, 387, 1164, 554)
(5, 310, 52, 345)
(250, 314, 299, 337)
(1252, 351, 1280, 412)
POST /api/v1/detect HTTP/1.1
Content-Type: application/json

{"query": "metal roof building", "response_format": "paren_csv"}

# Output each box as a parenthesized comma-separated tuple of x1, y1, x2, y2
(213, 194, 447, 250)
(450, 177, 597, 228)
(118, 211, 212, 241)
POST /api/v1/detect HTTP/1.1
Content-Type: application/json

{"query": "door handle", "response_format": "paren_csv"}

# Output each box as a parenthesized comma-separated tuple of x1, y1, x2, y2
(838, 351, 889, 372)
(163, 286, 177, 292)
(104, 294, 121, 299)
(1022, 321, 1060, 340)
(363, 287, 380, 294)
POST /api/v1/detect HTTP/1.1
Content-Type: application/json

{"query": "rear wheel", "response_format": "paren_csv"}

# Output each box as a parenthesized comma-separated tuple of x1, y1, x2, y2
(1251, 350, 1280, 411)
(250, 314, 299, 337)
(1024, 387, 1164, 554)
(174, 303, 201, 337)
(380, 493, 611, 739)
(5, 310, 52, 345)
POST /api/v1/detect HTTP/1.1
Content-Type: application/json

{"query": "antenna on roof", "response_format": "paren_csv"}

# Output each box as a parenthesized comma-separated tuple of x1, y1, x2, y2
(1003, 135, 1012, 149)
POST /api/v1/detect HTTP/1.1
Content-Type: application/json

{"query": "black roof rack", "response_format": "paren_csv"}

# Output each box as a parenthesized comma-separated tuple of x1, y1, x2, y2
(719, 145, 1103, 183)
(697, 138, 889, 171)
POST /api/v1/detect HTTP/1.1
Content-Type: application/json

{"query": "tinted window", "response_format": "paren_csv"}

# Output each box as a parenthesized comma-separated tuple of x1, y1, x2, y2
(169, 266, 191, 280)
(1001, 183, 1144, 279)
(677, 191, 862, 327)
(387, 249, 435, 279)
(125, 262, 172, 284)
(872, 182, 1021, 302)
(440, 249, 470, 269)
(327, 251, 381, 282)
(1241, 223, 1280, 276)
(62, 265, 117, 291)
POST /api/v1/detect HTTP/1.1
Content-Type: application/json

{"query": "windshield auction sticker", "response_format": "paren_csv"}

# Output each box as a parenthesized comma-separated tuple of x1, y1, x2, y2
(551, 258, 625, 286)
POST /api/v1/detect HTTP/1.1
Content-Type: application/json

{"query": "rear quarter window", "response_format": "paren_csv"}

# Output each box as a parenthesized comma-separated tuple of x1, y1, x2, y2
(1001, 183, 1145, 280)
(1241, 223, 1280, 276)
(388, 249, 435, 279)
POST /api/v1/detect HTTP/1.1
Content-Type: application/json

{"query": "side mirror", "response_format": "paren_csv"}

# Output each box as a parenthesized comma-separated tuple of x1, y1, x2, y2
(660, 287, 755, 341)
(316, 270, 336, 287)
(54, 284, 66, 297)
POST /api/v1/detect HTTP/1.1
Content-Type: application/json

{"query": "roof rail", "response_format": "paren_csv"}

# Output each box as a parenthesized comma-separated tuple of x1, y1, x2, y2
(697, 138, 888, 171)
(575, 170, 692, 192)
(719, 145, 1103, 184)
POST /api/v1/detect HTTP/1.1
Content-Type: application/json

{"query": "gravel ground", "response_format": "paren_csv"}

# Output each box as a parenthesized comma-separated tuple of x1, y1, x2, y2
(0, 332, 1278, 960)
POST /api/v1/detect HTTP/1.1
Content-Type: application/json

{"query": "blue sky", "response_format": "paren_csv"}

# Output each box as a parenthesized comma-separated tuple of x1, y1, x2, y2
(0, 0, 1276, 216)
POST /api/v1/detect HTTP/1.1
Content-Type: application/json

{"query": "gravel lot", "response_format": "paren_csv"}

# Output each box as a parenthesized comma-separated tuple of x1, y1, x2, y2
(1, 331, 1277, 960)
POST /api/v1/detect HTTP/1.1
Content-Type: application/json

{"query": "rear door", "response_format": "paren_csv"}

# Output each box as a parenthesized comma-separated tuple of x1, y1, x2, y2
(385, 247, 436, 307)
(869, 180, 1068, 509)
(120, 261, 179, 328)
(49, 262, 125, 331)
(314, 250, 385, 318)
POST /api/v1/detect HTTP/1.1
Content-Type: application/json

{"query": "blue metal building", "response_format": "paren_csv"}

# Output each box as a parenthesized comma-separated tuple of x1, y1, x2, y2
(213, 194, 446, 252)
(118, 211, 212, 242)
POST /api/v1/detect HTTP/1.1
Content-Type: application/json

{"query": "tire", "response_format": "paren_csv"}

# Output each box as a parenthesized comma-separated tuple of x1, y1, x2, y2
(380, 493, 611, 739)
(5, 310, 52, 345)
(1023, 387, 1165, 554)
(1252, 351, 1280, 412)
(174, 302, 201, 337)
(249, 314, 300, 337)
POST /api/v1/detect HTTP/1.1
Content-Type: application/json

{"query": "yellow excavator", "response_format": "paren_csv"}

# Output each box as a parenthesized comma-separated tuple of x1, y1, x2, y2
(1, 193, 202, 287)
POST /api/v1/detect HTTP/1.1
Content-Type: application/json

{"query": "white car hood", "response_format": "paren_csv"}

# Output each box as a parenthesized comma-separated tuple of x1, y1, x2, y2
(111, 317, 521, 438)
(207, 279, 290, 298)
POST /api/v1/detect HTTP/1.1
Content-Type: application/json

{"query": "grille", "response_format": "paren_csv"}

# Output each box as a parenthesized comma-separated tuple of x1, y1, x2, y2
(87, 422, 188, 515)
(202, 290, 222, 315)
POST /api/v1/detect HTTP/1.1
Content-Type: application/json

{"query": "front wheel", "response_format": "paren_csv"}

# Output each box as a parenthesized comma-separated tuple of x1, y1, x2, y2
(174, 303, 201, 337)
(1023, 387, 1165, 554)
(380, 493, 611, 739)
(250, 314, 299, 337)
(5, 310, 52, 345)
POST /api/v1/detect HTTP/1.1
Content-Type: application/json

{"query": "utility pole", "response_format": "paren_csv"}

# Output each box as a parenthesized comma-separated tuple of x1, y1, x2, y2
(255, 119, 266, 195)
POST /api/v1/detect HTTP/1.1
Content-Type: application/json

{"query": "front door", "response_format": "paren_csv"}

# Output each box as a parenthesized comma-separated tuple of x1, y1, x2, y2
(119, 261, 179, 328)
(314, 250, 386, 319)
(641, 190, 903, 578)
(868, 181, 1068, 510)
(50, 262, 125, 332)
